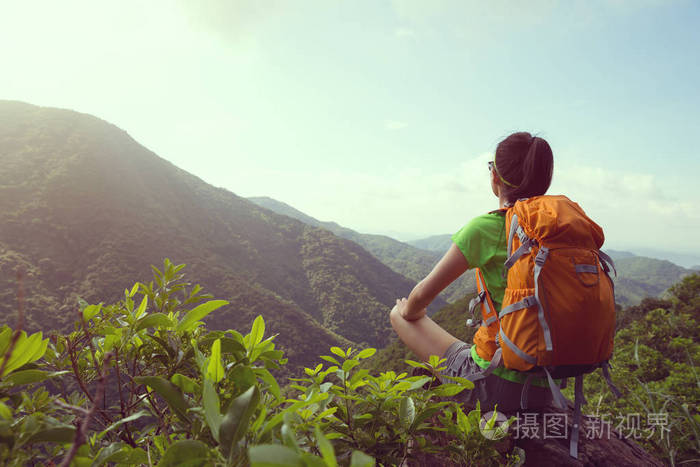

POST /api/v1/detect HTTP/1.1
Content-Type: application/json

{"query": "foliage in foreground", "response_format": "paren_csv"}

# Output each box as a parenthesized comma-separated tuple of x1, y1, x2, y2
(0, 260, 519, 466)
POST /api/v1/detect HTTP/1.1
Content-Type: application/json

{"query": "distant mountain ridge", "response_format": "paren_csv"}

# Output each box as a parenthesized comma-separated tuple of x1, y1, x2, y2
(407, 234, 452, 253)
(248, 197, 476, 304)
(0, 101, 420, 370)
(249, 197, 697, 307)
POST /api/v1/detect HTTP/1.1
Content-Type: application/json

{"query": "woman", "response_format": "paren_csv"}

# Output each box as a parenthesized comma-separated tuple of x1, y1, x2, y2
(389, 131, 555, 412)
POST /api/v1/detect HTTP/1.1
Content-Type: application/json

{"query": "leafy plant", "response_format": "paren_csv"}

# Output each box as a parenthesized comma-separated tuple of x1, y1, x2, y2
(0, 260, 531, 466)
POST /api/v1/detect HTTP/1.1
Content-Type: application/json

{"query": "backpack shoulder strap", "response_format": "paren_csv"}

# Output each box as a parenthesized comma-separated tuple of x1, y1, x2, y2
(597, 250, 617, 277)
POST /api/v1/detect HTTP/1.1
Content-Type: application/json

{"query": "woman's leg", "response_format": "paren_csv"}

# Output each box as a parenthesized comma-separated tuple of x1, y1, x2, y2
(389, 306, 460, 362)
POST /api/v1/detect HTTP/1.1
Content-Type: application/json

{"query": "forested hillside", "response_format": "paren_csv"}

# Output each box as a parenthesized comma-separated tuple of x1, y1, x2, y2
(605, 253, 692, 306)
(408, 234, 453, 253)
(0, 101, 420, 370)
(248, 197, 475, 304)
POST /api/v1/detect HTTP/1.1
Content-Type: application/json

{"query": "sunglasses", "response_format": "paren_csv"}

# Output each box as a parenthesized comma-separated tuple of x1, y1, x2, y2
(488, 160, 519, 188)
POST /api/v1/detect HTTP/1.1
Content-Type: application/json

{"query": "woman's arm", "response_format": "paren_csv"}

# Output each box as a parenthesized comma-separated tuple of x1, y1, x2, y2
(397, 243, 469, 320)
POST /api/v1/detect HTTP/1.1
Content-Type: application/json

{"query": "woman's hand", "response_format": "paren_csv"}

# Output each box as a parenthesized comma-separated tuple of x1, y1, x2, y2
(393, 297, 426, 321)
(391, 244, 469, 323)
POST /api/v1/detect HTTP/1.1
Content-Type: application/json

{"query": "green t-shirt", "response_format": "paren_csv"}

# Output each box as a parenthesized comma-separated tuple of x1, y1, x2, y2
(451, 211, 508, 310)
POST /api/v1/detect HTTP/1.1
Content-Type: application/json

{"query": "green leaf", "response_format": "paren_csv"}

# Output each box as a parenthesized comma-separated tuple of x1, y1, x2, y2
(96, 411, 149, 441)
(135, 296, 148, 318)
(176, 300, 229, 332)
(330, 347, 346, 358)
(220, 337, 246, 355)
(342, 359, 360, 372)
(82, 304, 101, 322)
(249, 444, 303, 467)
(0, 331, 48, 377)
(431, 384, 468, 397)
(399, 396, 415, 428)
(220, 385, 260, 458)
(249, 315, 265, 348)
(134, 376, 191, 424)
(27, 333, 49, 365)
(410, 406, 443, 431)
(27, 426, 75, 444)
(91, 442, 127, 467)
(230, 365, 256, 390)
(314, 425, 337, 467)
(440, 375, 475, 389)
(146, 334, 176, 359)
(350, 450, 376, 467)
(406, 376, 432, 391)
(0, 328, 11, 354)
(129, 283, 140, 297)
(4, 369, 68, 386)
(206, 339, 225, 383)
(203, 379, 223, 442)
(300, 453, 327, 467)
(428, 355, 443, 367)
(281, 423, 300, 452)
(157, 439, 210, 467)
(72, 457, 92, 467)
(255, 368, 281, 401)
(135, 313, 173, 331)
(404, 359, 428, 369)
(171, 373, 201, 394)
(0, 401, 12, 419)
(356, 348, 376, 360)
(320, 355, 340, 365)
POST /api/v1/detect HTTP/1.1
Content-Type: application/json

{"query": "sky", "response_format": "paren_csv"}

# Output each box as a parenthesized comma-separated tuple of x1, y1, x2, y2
(1, 0, 699, 259)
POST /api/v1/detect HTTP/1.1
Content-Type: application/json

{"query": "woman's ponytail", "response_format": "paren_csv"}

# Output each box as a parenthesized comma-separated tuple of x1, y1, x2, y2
(494, 132, 553, 203)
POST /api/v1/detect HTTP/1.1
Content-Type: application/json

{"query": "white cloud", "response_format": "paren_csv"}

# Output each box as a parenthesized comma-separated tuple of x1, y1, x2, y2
(384, 120, 409, 130)
(394, 27, 416, 38)
(550, 163, 700, 253)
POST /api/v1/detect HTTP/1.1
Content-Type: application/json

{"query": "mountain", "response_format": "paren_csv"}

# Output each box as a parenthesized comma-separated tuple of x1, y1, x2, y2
(605, 249, 637, 260)
(249, 198, 695, 307)
(248, 197, 475, 304)
(629, 248, 700, 269)
(407, 234, 452, 253)
(597, 250, 693, 306)
(613, 256, 692, 306)
(0, 101, 419, 370)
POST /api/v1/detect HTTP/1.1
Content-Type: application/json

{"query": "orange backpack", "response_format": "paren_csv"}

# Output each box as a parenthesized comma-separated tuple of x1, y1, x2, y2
(466, 195, 621, 459)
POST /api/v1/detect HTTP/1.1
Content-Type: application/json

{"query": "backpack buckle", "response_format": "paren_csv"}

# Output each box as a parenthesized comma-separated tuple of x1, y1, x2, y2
(534, 246, 550, 266)
(467, 291, 486, 328)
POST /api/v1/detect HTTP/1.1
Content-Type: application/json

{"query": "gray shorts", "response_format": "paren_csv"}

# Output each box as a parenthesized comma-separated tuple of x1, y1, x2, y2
(443, 341, 552, 413)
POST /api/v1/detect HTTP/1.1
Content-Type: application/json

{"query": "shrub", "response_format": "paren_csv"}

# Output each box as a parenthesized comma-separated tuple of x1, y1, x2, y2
(0, 260, 520, 466)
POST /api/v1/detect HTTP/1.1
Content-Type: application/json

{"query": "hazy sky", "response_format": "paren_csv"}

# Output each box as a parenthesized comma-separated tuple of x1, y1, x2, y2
(2, 0, 699, 256)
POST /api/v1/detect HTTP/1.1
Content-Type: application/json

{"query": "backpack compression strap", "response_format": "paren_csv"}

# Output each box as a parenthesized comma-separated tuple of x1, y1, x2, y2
(503, 213, 554, 352)
(466, 268, 498, 328)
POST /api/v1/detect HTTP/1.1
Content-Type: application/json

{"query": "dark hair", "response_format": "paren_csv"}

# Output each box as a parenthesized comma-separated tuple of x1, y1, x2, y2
(494, 132, 554, 203)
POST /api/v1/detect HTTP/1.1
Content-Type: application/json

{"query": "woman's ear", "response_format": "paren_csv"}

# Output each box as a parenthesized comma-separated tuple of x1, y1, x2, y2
(490, 168, 501, 197)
